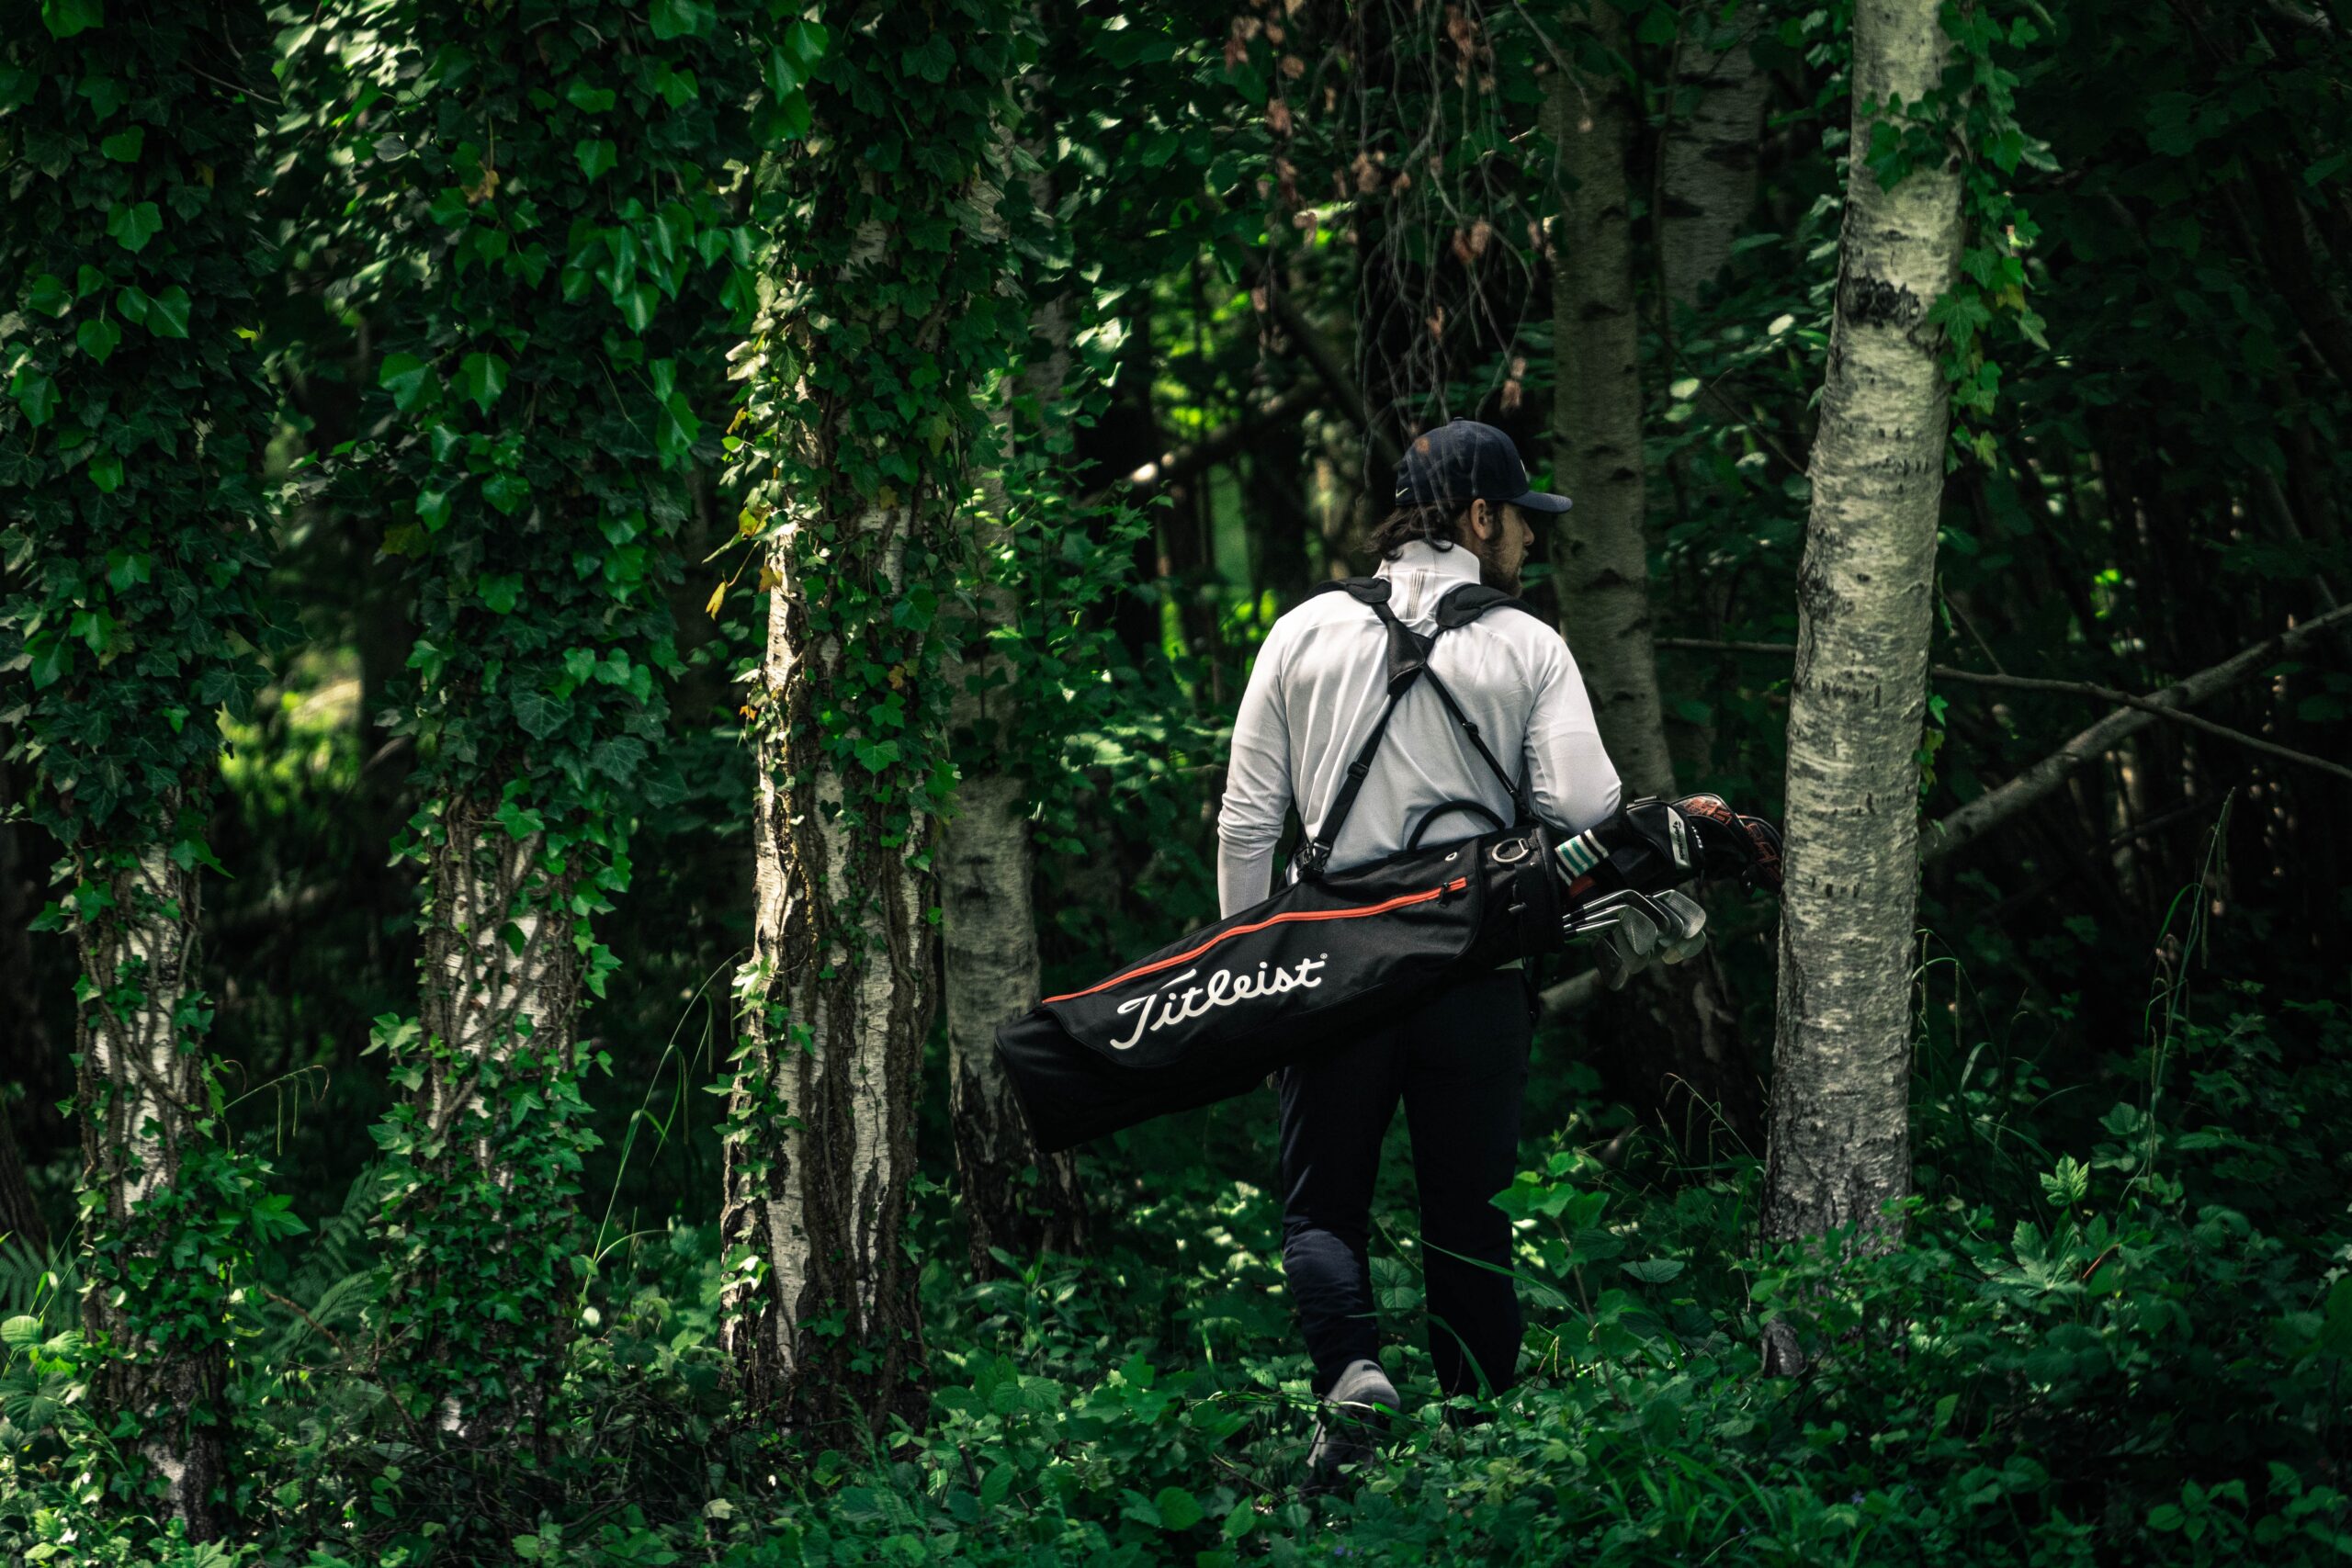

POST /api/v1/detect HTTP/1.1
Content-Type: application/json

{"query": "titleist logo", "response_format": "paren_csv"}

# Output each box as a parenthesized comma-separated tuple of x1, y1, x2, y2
(1107, 953, 1330, 1051)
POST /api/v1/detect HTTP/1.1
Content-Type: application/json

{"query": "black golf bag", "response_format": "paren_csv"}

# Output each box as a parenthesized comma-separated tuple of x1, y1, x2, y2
(993, 578, 1781, 1153)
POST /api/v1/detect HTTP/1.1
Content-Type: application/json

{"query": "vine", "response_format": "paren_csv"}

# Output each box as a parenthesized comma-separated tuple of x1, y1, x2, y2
(284, 0, 800, 1442)
(0, 0, 291, 1534)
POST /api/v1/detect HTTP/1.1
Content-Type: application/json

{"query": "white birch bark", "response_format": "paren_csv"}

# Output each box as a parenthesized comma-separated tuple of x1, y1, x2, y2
(1660, 16, 1770, 309)
(1761, 0, 1963, 1258)
(418, 799, 576, 1163)
(72, 829, 224, 1532)
(941, 168, 1085, 1269)
(721, 501, 933, 1419)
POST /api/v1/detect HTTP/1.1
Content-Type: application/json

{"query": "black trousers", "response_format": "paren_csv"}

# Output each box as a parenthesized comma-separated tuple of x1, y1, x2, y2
(1276, 966, 1533, 1400)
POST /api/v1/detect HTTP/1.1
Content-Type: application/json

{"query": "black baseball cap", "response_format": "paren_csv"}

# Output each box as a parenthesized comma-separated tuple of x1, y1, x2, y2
(1393, 419, 1573, 514)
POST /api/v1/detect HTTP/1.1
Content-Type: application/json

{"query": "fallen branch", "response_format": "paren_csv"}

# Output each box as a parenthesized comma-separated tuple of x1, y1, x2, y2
(1927, 603, 2352, 863)
(1652, 616, 2352, 793)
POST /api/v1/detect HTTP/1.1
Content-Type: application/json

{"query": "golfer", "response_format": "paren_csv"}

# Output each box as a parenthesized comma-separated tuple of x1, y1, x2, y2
(1216, 419, 1623, 1485)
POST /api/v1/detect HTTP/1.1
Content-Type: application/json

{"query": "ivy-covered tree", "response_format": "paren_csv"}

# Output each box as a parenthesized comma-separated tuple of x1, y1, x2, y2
(293, 0, 789, 1433)
(0, 0, 295, 1535)
(720, 0, 1021, 1429)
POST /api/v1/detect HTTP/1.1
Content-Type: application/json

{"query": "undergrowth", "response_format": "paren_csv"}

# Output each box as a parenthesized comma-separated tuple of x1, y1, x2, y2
(6, 947, 2350, 1565)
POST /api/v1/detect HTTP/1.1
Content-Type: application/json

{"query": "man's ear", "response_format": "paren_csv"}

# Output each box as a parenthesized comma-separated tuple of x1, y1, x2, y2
(1464, 499, 1493, 542)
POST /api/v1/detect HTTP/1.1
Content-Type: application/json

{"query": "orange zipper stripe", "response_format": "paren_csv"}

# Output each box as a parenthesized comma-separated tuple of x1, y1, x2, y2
(1042, 877, 1469, 1004)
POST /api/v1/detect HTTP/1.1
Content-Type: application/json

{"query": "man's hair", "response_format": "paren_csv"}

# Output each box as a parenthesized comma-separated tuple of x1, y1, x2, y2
(1370, 502, 1468, 560)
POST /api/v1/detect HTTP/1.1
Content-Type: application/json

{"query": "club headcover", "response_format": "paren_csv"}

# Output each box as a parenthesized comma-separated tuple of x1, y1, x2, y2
(1668, 794, 1784, 894)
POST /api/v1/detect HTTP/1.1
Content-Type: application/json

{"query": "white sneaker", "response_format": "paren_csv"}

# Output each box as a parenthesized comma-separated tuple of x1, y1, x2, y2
(1304, 1359, 1403, 1493)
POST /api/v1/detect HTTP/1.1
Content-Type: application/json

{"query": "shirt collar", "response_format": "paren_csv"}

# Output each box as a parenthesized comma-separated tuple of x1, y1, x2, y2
(1374, 539, 1483, 585)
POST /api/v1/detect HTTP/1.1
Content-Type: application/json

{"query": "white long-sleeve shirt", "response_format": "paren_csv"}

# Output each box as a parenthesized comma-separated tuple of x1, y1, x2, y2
(1215, 541, 1623, 918)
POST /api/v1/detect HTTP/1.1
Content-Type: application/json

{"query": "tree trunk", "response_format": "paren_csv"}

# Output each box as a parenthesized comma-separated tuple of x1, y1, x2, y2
(720, 13, 1014, 1421)
(1548, 38, 1674, 809)
(722, 521, 933, 1432)
(1659, 17, 1770, 310)
(1760, 0, 1962, 1268)
(1549, 31, 1764, 1154)
(944, 267, 1086, 1277)
(74, 833, 225, 1537)
(0, 763, 56, 1256)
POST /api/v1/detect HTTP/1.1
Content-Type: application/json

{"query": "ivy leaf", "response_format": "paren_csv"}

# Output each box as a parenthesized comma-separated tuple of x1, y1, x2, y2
(565, 79, 616, 114)
(7, 368, 57, 428)
(88, 451, 123, 493)
(76, 320, 120, 368)
(481, 471, 531, 514)
(458, 351, 509, 413)
(509, 686, 567, 740)
(901, 32, 954, 85)
(589, 736, 646, 784)
(783, 17, 829, 68)
(26, 274, 72, 317)
(99, 125, 142, 161)
(853, 739, 900, 774)
(115, 283, 150, 324)
(648, 0, 714, 39)
(145, 285, 190, 338)
(377, 351, 436, 412)
(476, 572, 522, 614)
(27, 634, 72, 688)
(40, 0, 102, 38)
(106, 200, 162, 254)
(575, 138, 618, 183)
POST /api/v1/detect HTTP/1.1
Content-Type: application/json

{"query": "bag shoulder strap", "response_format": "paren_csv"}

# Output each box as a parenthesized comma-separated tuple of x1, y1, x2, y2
(1293, 579, 1535, 878)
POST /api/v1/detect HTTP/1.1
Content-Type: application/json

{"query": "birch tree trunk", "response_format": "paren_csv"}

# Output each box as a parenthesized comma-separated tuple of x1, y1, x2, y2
(1761, 0, 1963, 1263)
(1549, 36, 1761, 1151)
(74, 831, 225, 1534)
(1660, 17, 1770, 310)
(722, 506, 934, 1428)
(719, 7, 1017, 1428)
(944, 269, 1086, 1276)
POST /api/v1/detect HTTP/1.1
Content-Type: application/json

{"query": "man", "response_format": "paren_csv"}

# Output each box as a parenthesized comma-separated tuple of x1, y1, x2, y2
(1216, 419, 1623, 1486)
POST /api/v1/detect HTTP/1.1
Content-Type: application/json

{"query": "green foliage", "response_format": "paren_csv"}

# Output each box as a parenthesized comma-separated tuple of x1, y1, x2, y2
(277, 0, 802, 1439)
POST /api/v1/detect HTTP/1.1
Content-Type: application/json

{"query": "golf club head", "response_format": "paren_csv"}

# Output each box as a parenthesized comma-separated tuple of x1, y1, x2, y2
(1668, 795, 1784, 894)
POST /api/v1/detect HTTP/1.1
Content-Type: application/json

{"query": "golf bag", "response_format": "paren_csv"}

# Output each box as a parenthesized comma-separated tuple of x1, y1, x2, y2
(992, 579, 1781, 1153)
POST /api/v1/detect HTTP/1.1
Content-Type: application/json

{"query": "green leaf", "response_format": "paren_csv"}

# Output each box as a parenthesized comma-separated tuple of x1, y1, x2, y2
(575, 138, 618, 182)
(146, 285, 189, 338)
(115, 284, 150, 324)
(476, 572, 522, 614)
(648, 0, 713, 39)
(98, 125, 142, 161)
(75, 315, 120, 364)
(88, 451, 123, 493)
(0, 1315, 40, 1350)
(25, 274, 71, 317)
(8, 368, 57, 428)
(458, 351, 509, 413)
(40, 0, 102, 38)
(27, 635, 71, 688)
(481, 470, 531, 514)
(978, 1464, 1013, 1507)
(902, 32, 954, 84)
(1622, 1258, 1686, 1284)
(783, 18, 828, 68)
(510, 686, 566, 740)
(589, 736, 646, 784)
(377, 351, 435, 412)
(106, 200, 161, 254)
(1153, 1487, 1204, 1531)
(565, 79, 616, 113)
